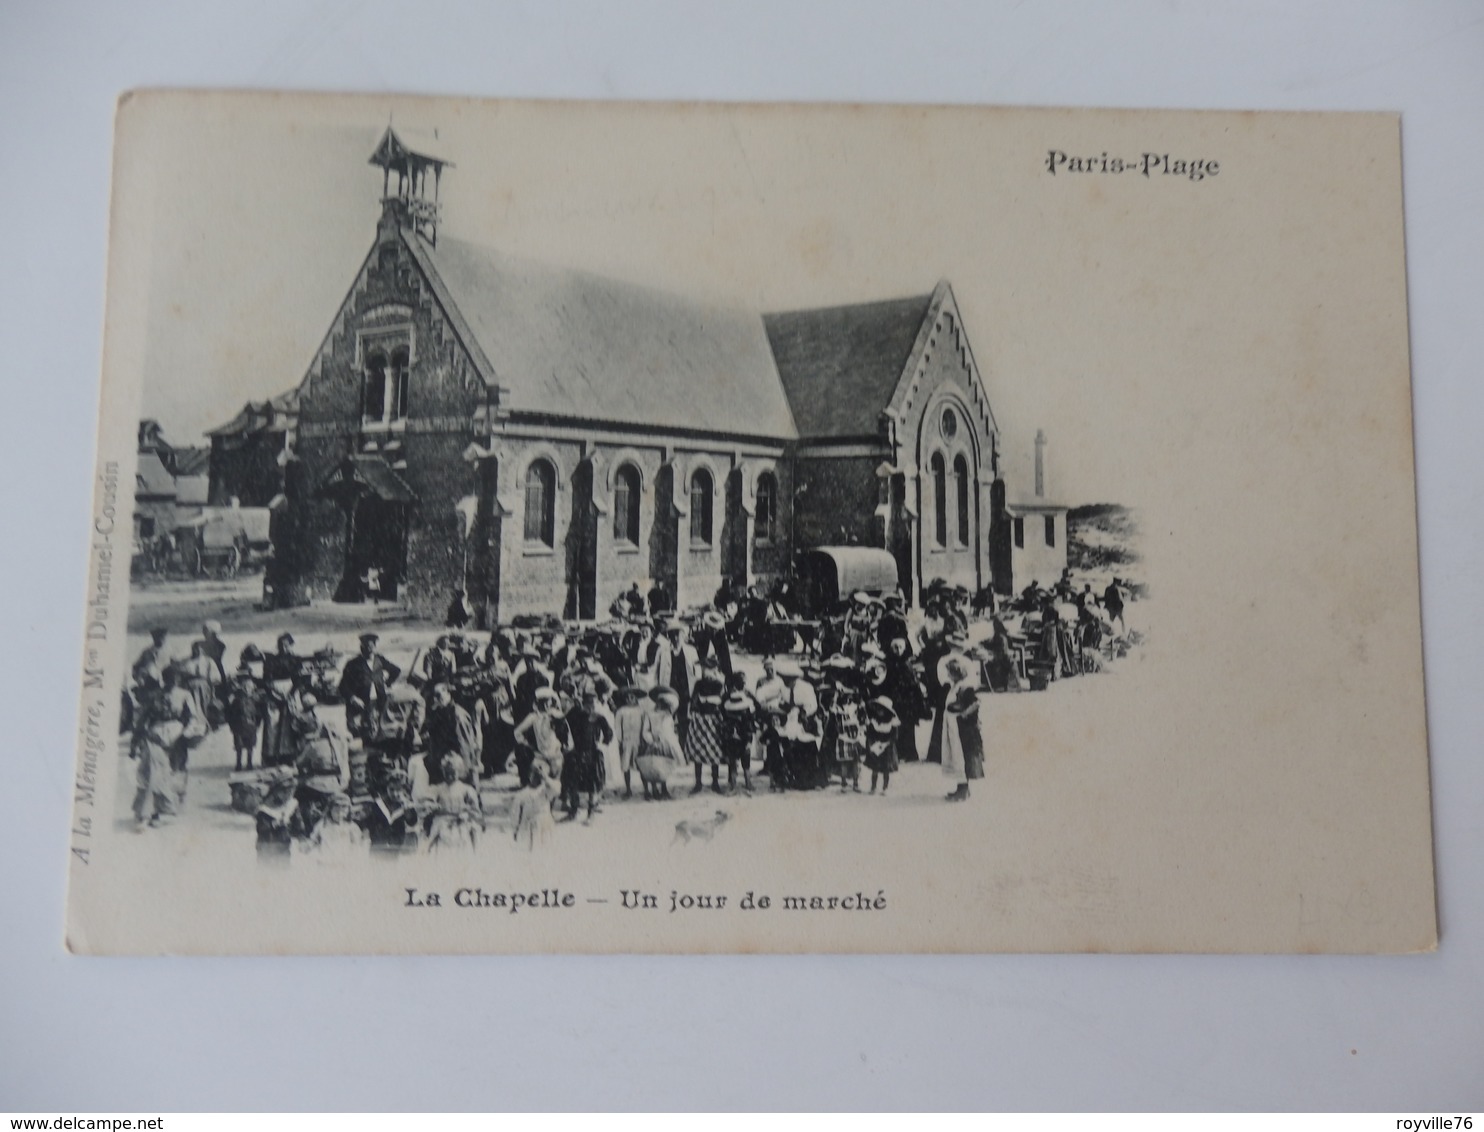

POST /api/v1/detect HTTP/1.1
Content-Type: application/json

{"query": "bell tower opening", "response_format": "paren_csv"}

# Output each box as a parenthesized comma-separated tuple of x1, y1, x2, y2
(368, 125, 454, 246)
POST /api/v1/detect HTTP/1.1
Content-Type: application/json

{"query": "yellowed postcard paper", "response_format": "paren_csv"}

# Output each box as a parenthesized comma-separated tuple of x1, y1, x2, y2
(67, 92, 1433, 954)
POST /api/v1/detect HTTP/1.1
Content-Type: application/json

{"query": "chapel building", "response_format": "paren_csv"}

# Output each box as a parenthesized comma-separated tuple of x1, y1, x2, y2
(216, 128, 1062, 623)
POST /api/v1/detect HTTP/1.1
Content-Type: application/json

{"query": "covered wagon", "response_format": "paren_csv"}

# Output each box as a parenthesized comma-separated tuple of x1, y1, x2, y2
(176, 506, 273, 577)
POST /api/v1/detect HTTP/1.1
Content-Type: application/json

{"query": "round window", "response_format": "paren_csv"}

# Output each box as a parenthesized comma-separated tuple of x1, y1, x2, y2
(940, 408, 958, 440)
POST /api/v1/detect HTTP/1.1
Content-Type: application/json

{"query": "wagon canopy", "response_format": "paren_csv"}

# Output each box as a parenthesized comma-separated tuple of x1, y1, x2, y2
(799, 546, 901, 610)
(179, 506, 273, 549)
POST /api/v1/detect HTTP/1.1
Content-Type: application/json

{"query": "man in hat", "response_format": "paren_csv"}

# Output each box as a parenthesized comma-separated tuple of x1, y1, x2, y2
(338, 632, 401, 742)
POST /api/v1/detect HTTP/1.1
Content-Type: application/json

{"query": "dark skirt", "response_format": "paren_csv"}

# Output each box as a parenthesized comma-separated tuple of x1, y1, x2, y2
(684, 711, 725, 767)
(564, 747, 604, 794)
(865, 730, 900, 774)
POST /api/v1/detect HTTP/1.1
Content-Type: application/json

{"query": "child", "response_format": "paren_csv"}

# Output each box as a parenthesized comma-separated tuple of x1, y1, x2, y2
(426, 754, 485, 853)
(562, 690, 613, 822)
(719, 671, 757, 795)
(311, 792, 368, 861)
(864, 696, 900, 795)
(511, 763, 556, 850)
(613, 686, 649, 799)
(828, 688, 864, 793)
(365, 768, 419, 853)
(223, 662, 267, 771)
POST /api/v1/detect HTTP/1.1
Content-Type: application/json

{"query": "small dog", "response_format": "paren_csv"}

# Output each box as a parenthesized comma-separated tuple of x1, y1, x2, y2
(672, 810, 731, 845)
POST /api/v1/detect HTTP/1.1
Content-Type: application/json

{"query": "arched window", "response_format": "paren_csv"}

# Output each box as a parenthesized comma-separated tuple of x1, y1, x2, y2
(524, 458, 556, 547)
(930, 453, 947, 548)
(954, 454, 971, 547)
(690, 468, 714, 545)
(754, 471, 778, 544)
(612, 463, 640, 545)
(363, 351, 387, 421)
(388, 346, 409, 422)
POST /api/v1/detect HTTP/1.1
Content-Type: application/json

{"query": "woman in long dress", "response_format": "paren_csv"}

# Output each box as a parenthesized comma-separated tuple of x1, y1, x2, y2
(941, 659, 985, 802)
(684, 664, 727, 795)
(636, 687, 685, 800)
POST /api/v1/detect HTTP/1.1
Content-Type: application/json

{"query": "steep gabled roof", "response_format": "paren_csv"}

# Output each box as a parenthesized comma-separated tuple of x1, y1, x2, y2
(763, 293, 934, 440)
(405, 235, 798, 441)
(135, 452, 176, 499)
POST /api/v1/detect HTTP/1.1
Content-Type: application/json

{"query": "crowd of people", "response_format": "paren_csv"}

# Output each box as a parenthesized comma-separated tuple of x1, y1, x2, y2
(120, 569, 1139, 857)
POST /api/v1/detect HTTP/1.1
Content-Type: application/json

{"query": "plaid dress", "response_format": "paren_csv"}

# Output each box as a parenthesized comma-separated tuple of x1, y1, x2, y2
(684, 705, 726, 766)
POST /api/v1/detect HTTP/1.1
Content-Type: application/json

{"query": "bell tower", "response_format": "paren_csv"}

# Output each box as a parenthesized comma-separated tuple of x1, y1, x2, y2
(368, 125, 453, 246)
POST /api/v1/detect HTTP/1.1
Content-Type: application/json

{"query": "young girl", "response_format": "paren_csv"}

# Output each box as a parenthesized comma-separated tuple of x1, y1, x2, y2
(613, 686, 649, 799)
(511, 763, 556, 850)
(864, 696, 900, 795)
(827, 686, 864, 793)
(426, 754, 485, 853)
(311, 792, 368, 861)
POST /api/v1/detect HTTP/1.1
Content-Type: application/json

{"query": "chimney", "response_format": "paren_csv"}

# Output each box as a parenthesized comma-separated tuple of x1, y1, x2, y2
(1034, 429, 1047, 499)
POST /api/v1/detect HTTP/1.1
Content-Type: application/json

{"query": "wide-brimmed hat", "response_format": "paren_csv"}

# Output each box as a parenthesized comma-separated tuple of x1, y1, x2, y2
(357, 631, 379, 644)
(534, 687, 559, 705)
(649, 686, 680, 710)
(774, 659, 802, 679)
(701, 610, 726, 630)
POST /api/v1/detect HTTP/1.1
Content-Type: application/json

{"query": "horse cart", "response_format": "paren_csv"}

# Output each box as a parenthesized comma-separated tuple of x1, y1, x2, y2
(176, 506, 272, 578)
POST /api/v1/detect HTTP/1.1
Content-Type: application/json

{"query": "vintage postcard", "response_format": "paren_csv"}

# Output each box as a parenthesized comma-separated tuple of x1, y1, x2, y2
(66, 92, 1434, 954)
